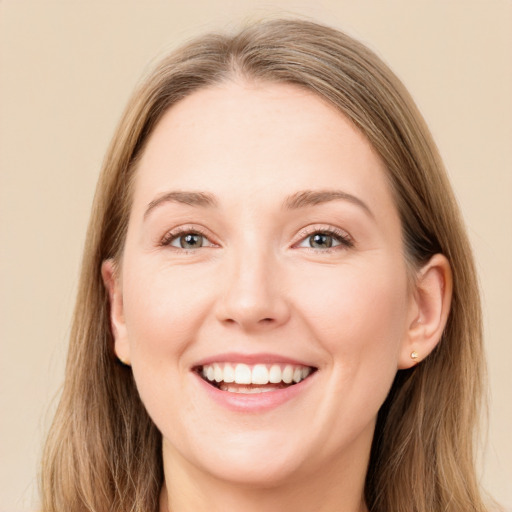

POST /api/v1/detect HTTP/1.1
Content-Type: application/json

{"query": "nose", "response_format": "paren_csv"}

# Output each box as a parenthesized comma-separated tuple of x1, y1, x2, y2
(215, 247, 291, 332)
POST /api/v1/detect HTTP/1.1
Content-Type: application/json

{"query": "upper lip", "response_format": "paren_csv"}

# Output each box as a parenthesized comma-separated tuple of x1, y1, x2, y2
(192, 352, 317, 368)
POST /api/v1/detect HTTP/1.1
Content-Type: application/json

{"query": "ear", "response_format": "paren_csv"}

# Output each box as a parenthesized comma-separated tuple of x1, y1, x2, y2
(398, 254, 453, 369)
(101, 259, 131, 366)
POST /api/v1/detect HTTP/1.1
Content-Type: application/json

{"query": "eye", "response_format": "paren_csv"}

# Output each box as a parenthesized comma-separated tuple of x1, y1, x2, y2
(304, 233, 339, 249)
(296, 228, 353, 251)
(172, 233, 206, 249)
(161, 229, 216, 250)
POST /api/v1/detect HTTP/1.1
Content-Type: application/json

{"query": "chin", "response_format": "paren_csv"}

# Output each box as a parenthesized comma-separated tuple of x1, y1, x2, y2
(166, 428, 312, 488)
(198, 455, 306, 489)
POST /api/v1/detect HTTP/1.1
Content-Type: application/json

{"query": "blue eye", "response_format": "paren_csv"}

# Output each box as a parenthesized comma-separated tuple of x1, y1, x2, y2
(162, 230, 215, 250)
(172, 233, 205, 249)
(307, 233, 339, 249)
(296, 229, 353, 250)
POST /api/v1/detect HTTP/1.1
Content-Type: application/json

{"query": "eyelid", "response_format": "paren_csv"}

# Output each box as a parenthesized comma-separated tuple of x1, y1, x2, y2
(159, 224, 219, 248)
(292, 224, 354, 250)
(158, 223, 353, 251)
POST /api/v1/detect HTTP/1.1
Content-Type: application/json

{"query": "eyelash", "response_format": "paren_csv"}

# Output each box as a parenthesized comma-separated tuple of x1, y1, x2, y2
(159, 225, 354, 252)
(294, 225, 354, 252)
(159, 225, 216, 251)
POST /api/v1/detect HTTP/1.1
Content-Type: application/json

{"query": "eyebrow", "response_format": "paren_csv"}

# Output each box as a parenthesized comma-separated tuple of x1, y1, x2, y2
(144, 191, 217, 219)
(283, 190, 374, 218)
(144, 188, 373, 220)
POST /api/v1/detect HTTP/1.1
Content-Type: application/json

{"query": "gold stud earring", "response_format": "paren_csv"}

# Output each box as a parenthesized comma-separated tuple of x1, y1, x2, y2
(410, 351, 419, 361)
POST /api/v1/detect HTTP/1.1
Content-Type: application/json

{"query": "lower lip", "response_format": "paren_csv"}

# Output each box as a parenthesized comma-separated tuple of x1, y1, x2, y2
(192, 371, 316, 413)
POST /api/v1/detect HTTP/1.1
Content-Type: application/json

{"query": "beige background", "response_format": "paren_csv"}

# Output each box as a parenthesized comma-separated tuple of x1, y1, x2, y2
(1, 1, 511, 510)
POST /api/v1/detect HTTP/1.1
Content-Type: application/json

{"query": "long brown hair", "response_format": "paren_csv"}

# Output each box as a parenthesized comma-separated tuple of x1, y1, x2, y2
(41, 19, 487, 512)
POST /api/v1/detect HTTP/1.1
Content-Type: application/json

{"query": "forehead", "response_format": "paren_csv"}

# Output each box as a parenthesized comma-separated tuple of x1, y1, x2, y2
(133, 81, 395, 216)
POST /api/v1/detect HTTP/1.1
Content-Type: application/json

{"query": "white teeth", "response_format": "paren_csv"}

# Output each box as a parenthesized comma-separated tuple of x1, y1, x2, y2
(214, 363, 223, 383)
(282, 365, 294, 384)
(269, 364, 282, 383)
(252, 364, 269, 385)
(223, 363, 235, 383)
(234, 363, 252, 384)
(200, 362, 314, 389)
(220, 384, 278, 394)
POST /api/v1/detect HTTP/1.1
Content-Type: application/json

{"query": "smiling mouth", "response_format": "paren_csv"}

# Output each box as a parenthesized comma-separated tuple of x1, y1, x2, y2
(195, 362, 317, 393)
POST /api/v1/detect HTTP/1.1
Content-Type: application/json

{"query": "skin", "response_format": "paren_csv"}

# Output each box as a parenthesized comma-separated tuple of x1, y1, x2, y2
(103, 80, 452, 512)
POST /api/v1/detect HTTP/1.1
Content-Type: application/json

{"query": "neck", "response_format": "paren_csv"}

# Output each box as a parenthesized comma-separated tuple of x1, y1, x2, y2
(159, 444, 370, 512)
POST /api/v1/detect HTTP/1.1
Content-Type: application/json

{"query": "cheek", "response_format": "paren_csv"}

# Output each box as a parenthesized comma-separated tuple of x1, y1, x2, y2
(296, 260, 409, 367)
(119, 261, 216, 439)
(121, 261, 214, 363)
(292, 261, 410, 445)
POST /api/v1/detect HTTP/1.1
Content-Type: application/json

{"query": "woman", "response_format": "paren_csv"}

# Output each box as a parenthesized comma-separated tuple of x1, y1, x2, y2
(41, 19, 489, 512)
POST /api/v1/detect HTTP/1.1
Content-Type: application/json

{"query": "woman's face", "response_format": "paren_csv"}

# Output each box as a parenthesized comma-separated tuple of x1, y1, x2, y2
(106, 81, 421, 487)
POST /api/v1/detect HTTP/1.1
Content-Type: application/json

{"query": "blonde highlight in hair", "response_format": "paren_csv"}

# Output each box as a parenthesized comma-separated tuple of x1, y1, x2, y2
(41, 19, 488, 512)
